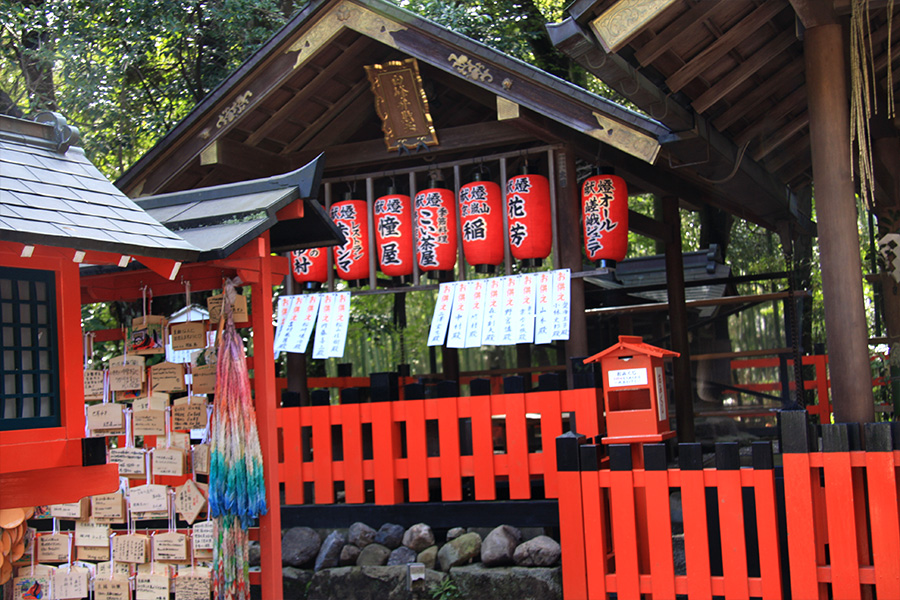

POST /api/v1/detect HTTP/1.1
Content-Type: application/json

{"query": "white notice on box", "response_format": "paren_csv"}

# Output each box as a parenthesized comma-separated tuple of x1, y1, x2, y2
(608, 367, 648, 388)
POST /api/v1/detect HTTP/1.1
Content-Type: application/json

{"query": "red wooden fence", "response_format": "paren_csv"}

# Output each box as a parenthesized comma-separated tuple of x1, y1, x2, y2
(275, 386, 604, 505)
(556, 412, 900, 600)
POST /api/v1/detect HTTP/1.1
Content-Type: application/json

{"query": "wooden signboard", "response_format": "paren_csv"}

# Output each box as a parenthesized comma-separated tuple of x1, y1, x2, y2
(364, 58, 439, 151)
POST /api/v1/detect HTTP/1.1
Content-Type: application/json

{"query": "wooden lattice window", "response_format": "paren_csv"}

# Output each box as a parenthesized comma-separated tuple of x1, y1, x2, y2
(0, 267, 60, 430)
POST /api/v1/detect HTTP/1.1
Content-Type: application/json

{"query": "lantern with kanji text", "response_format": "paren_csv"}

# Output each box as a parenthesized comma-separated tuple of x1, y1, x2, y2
(374, 187, 414, 282)
(581, 171, 628, 267)
(414, 180, 457, 276)
(506, 168, 551, 267)
(331, 195, 371, 285)
(459, 173, 504, 273)
(290, 248, 328, 288)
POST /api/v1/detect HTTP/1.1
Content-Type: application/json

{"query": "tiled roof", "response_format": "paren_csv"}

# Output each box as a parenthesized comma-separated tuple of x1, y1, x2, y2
(0, 113, 199, 260)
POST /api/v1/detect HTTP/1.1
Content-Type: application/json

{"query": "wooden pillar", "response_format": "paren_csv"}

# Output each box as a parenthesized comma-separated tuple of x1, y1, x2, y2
(556, 148, 588, 387)
(250, 233, 284, 600)
(805, 21, 875, 423)
(663, 196, 695, 442)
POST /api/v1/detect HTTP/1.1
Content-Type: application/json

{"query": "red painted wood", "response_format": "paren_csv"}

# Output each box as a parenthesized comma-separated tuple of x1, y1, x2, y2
(537, 390, 562, 498)
(609, 468, 641, 598)
(580, 470, 609, 599)
(371, 402, 402, 504)
(716, 469, 750, 600)
(438, 398, 462, 501)
(405, 400, 429, 502)
(504, 392, 530, 499)
(822, 450, 862, 598)
(340, 403, 365, 503)
(557, 470, 588, 600)
(680, 469, 713, 600)
(281, 408, 304, 504)
(644, 467, 676, 599)
(782, 454, 825, 599)
(865, 450, 900, 598)
(308, 405, 333, 504)
(0, 464, 119, 509)
(470, 394, 496, 501)
(752, 469, 784, 599)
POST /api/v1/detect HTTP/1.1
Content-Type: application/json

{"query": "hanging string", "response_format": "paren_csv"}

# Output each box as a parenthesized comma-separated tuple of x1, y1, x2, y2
(109, 533, 116, 581)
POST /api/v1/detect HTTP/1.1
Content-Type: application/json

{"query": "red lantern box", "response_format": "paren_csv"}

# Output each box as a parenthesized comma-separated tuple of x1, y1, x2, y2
(331, 198, 370, 283)
(506, 171, 551, 267)
(459, 175, 504, 273)
(582, 173, 628, 266)
(414, 183, 457, 274)
(374, 189, 413, 281)
(291, 248, 328, 285)
(584, 335, 679, 443)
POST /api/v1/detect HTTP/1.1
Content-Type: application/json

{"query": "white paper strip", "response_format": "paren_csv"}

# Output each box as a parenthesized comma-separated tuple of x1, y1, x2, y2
(463, 279, 487, 348)
(428, 282, 456, 347)
(273, 295, 298, 353)
(312, 293, 339, 359)
(534, 271, 554, 345)
(286, 295, 321, 354)
(481, 276, 507, 346)
(499, 275, 518, 346)
(327, 292, 351, 358)
(446, 281, 471, 349)
(551, 269, 571, 340)
(514, 273, 537, 344)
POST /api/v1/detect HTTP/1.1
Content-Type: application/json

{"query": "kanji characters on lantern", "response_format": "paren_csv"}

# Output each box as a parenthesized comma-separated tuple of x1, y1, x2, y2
(331, 196, 371, 284)
(506, 168, 552, 267)
(290, 248, 328, 287)
(459, 174, 504, 273)
(415, 181, 457, 275)
(582, 172, 628, 267)
(374, 188, 414, 281)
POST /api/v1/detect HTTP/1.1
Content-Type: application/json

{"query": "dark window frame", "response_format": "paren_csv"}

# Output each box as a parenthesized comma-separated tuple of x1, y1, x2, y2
(0, 266, 60, 430)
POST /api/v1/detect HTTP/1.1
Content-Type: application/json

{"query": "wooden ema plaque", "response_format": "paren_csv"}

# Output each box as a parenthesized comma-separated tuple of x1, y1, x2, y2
(92, 492, 126, 524)
(175, 480, 206, 525)
(151, 362, 186, 392)
(153, 532, 189, 563)
(108, 448, 146, 478)
(87, 403, 124, 432)
(175, 573, 211, 600)
(36, 533, 69, 562)
(172, 397, 207, 430)
(96, 560, 130, 580)
(129, 484, 167, 513)
(136, 572, 170, 600)
(191, 364, 216, 394)
(77, 544, 110, 561)
(49, 499, 89, 520)
(113, 534, 149, 563)
(130, 315, 166, 355)
(74, 521, 109, 547)
(153, 448, 186, 477)
(12, 574, 51, 600)
(133, 409, 166, 436)
(133, 392, 169, 412)
(84, 369, 104, 400)
(192, 444, 210, 475)
(50, 567, 89, 599)
(207, 293, 247, 324)
(109, 362, 144, 392)
(94, 577, 131, 600)
(170, 322, 206, 351)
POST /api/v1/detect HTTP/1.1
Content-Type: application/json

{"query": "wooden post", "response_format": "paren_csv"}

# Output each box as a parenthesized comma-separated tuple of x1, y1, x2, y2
(663, 196, 695, 442)
(250, 233, 284, 600)
(556, 148, 588, 386)
(805, 20, 876, 423)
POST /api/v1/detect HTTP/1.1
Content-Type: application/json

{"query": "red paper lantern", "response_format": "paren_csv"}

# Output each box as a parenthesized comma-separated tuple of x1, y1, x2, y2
(459, 176, 504, 273)
(374, 190, 414, 278)
(581, 173, 628, 264)
(506, 171, 552, 266)
(290, 248, 328, 284)
(414, 184, 457, 273)
(331, 198, 370, 282)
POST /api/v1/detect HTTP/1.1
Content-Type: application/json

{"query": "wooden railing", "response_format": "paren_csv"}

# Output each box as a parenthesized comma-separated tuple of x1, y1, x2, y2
(555, 412, 900, 600)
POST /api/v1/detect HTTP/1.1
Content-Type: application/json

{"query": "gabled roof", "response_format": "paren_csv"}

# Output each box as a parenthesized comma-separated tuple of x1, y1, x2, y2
(135, 154, 340, 260)
(0, 113, 199, 260)
(584, 334, 679, 362)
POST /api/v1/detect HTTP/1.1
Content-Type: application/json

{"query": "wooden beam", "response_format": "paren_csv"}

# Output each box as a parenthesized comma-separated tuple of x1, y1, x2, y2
(666, 0, 787, 94)
(752, 111, 809, 161)
(586, 291, 809, 316)
(789, 0, 838, 29)
(634, 0, 724, 66)
(282, 79, 372, 154)
(590, 0, 679, 53)
(764, 135, 810, 173)
(628, 209, 669, 242)
(713, 61, 805, 131)
(199, 138, 292, 174)
(0, 464, 119, 509)
(135, 256, 182, 281)
(735, 87, 807, 147)
(693, 30, 798, 114)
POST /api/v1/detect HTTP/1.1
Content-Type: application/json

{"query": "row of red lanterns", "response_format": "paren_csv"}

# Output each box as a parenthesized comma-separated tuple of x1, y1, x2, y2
(292, 172, 628, 284)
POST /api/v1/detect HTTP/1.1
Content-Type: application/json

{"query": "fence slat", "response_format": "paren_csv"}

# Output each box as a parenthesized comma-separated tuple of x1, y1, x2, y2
(581, 467, 609, 599)
(406, 399, 429, 502)
(281, 407, 304, 504)
(821, 425, 862, 599)
(864, 424, 900, 598)
(609, 445, 641, 599)
(751, 442, 783, 600)
(470, 394, 496, 501)
(643, 445, 676, 600)
(505, 391, 531, 499)
(372, 401, 402, 504)
(311, 405, 334, 503)
(340, 403, 365, 503)
(537, 390, 562, 498)
(438, 398, 462, 501)
(715, 444, 750, 600)
(679, 444, 713, 600)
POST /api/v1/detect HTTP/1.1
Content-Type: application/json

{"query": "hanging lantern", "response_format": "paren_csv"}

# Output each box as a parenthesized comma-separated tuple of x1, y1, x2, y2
(331, 196, 370, 284)
(374, 188, 414, 281)
(290, 248, 328, 287)
(414, 180, 457, 274)
(459, 174, 504, 274)
(581, 172, 628, 267)
(506, 168, 552, 267)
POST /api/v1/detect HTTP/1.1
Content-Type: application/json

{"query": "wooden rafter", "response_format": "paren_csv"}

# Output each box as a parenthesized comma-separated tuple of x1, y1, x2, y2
(634, 0, 725, 66)
(282, 79, 372, 154)
(753, 111, 809, 161)
(712, 61, 805, 131)
(735, 86, 807, 146)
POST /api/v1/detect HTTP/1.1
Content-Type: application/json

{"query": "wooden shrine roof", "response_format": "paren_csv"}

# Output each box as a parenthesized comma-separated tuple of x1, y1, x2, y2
(549, 0, 900, 225)
(0, 113, 199, 260)
(113, 0, 809, 234)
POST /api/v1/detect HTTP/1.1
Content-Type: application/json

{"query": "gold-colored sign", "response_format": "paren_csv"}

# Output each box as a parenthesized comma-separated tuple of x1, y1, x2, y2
(365, 58, 438, 152)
